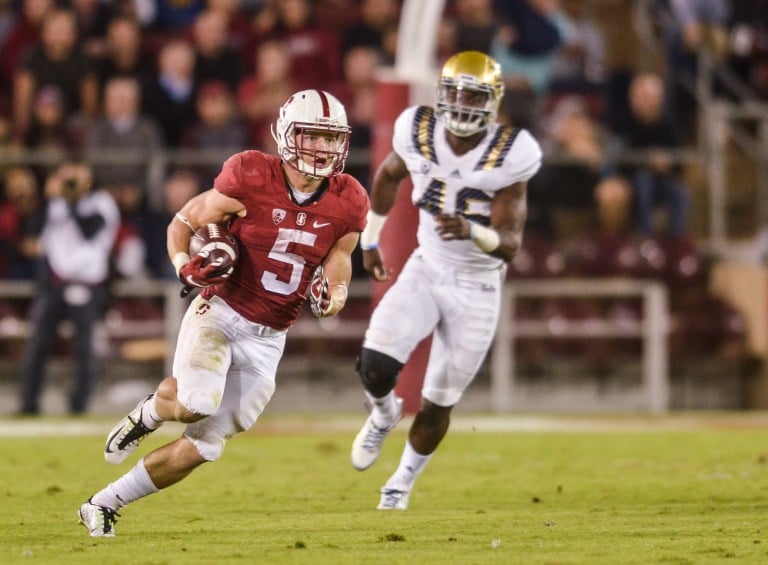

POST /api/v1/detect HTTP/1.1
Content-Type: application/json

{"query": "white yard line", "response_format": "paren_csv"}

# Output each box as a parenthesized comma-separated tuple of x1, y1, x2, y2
(2, 413, 768, 437)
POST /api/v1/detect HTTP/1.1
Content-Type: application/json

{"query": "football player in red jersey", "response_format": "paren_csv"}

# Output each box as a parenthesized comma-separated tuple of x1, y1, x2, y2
(78, 90, 369, 537)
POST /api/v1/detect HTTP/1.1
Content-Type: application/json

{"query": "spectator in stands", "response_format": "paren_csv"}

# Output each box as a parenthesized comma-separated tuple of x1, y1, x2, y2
(12, 8, 99, 144)
(142, 169, 202, 279)
(0, 0, 16, 39)
(330, 45, 380, 152)
(109, 180, 149, 279)
(450, 0, 499, 55)
(190, 9, 242, 91)
(149, 0, 206, 32)
(527, 95, 615, 238)
(727, 0, 768, 100)
(653, 0, 731, 134)
(342, 0, 400, 57)
(0, 0, 19, 64)
(492, 0, 563, 57)
(205, 0, 253, 70)
(18, 161, 120, 415)
(141, 38, 198, 147)
(85, 76, 163, 196)
(548, 0, 607, 96)
(0, 166, 43, 280)
(490, 0, 565, 130)
(70, 0, 113, 57)
(24, 85, 83, 158)
(181, 80, 247, 181)
(0, 0, 54, 88)
(611, 71, 691, 238)
(95, 16, 152, 94)
(237, 39, 296, 151)
(571, 176, 641, 278)
(261, 0, 342, 92)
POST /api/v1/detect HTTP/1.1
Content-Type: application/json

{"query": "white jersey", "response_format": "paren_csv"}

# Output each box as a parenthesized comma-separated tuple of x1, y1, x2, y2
(392, 105, 542, 270)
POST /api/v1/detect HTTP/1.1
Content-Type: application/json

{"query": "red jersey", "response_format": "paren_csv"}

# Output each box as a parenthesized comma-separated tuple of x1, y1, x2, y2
(201, 151, 369, 330)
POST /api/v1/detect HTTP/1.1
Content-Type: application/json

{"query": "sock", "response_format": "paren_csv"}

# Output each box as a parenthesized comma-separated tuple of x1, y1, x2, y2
(91, 457, 160, 510)
(385, 441, 433, 490)
(365, 391, 399, 428)
(140, 395, 163, 430)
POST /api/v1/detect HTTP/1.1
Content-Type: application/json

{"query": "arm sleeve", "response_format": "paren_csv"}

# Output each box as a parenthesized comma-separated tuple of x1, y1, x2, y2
(507, 129, 543, 184)
(391, 107, 417, 161)
(213, 153, 246, 199)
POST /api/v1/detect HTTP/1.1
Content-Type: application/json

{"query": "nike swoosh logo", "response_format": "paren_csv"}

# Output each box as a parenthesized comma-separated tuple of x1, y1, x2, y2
(313, 221, 331, 228)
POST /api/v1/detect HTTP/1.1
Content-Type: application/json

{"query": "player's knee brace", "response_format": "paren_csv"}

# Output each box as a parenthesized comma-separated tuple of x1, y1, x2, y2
(357, 348, 403, 398)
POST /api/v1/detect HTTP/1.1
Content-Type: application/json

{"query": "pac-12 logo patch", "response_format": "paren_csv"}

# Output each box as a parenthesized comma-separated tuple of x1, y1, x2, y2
(272, 208, 286, 224)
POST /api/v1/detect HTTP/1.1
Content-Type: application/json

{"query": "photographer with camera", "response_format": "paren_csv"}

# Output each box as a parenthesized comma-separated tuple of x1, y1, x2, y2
(18, 161, 120, 415)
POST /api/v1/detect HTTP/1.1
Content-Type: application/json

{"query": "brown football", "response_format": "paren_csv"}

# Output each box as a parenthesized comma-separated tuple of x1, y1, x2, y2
(188, 223, 240, 277)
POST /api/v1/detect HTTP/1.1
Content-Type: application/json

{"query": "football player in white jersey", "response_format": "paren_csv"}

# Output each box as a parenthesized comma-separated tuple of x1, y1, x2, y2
(350, 51, 542, 510)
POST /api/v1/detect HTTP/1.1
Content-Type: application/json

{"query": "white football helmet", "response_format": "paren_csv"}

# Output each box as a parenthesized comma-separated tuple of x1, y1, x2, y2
(271, 89, 351, 179)
(436, 51, 505, 137)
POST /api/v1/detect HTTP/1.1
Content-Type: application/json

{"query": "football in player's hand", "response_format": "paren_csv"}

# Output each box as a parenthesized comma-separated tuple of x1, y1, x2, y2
(189, 223, 240, 278)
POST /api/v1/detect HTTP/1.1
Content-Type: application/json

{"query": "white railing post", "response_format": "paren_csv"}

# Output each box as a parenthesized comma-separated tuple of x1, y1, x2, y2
(643, 282, 670, 413)
(489, 279, 670, 413)
(490, 286, 514, 412)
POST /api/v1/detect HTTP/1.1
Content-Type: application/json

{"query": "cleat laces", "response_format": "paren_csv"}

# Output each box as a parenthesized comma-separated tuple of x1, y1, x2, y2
(379, 488, 407, 508)
(98, 507, 121, 535)
(361, 422, 391, 452)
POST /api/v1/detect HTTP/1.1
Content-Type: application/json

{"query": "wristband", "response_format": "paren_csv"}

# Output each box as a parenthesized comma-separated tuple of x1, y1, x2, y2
(172, 252, 191, 277)
(469, 223, 501, 253)
(360, 210, 386, 250)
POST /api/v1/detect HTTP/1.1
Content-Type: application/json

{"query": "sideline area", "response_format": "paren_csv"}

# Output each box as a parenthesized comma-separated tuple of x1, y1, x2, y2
(3, 412, 768, 437)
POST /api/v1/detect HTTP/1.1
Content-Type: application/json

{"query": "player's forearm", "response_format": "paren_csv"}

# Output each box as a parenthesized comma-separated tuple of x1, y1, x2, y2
(321, 234, 358, 315)
(370, 151, 408, 215)
(370, 174, 401, 216)
(495, 228, 524, 262)
(167, 215, 195, 275)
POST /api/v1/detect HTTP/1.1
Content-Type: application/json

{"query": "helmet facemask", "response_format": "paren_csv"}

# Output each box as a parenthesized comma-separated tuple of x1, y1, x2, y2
(272, 90, 351, 179)
(436, 80, 497, 137)
(435, 51, 505, 137)
(282, 123, 350, 179)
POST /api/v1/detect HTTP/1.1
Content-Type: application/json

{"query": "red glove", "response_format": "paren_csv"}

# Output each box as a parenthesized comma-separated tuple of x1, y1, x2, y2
(179, 254, 230, 296)
(309, 265, 330, 317)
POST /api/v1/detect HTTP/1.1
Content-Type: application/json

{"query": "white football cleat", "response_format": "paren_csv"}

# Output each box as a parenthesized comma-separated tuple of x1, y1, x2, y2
(377, 485, 410, 510)
(350, 397, 403, 471)
(78, 499, 120, 537)
(104, 394, 159, 464)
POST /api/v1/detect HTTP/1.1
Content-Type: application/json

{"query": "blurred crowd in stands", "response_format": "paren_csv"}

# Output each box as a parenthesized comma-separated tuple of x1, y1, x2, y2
(0, 0, 766, 372)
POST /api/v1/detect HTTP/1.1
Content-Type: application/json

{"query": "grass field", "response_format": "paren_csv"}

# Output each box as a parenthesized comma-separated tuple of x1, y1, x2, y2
(2, 413, 768, 564)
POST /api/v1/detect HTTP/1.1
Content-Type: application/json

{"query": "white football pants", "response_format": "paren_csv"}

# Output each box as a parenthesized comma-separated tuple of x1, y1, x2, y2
(173, 294, 287, 461)
(363, 249, 504, 407)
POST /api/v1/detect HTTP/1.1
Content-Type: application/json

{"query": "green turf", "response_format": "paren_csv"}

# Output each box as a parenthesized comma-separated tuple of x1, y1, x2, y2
(2, 415, 768, 564)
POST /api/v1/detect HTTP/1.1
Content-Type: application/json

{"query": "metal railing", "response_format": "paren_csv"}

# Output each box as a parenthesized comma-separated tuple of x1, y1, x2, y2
(0, 277, 669, 413)
(491, 278, 669, 413)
